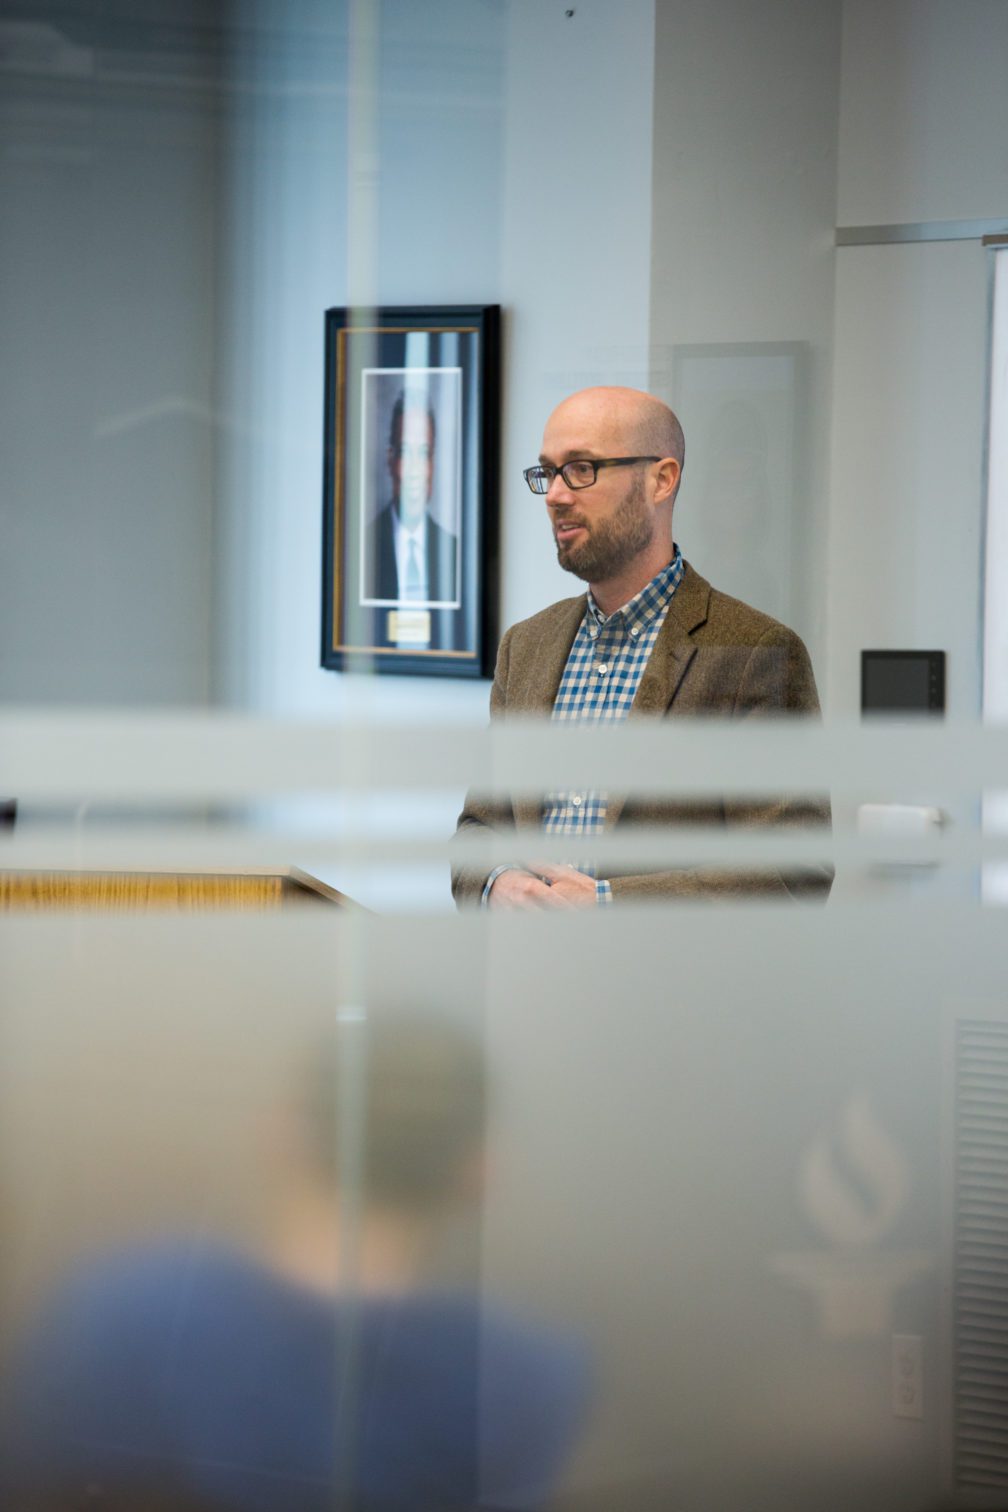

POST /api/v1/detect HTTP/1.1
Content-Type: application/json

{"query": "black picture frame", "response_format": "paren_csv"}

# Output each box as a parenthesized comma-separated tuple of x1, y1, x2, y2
(321, 304, 500, 677)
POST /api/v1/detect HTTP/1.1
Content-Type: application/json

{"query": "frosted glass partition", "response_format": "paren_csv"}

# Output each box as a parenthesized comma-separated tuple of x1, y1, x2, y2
(0, 903, 1005, 1510)
(983, 248, 1008, 722)
(983, 246, 1008, 903)
(1, 711, 1005, 907)
(1, 713, 1007, 1507)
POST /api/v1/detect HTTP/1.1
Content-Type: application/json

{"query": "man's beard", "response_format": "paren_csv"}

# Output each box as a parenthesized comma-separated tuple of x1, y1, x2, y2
(554, 475, 654, 583)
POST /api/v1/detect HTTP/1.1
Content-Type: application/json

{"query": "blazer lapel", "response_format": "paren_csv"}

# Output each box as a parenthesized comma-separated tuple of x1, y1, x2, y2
(606, 563, 711, 827)
(510, 598, 585, 714)
(512, 598, 585, 830)
(424, 512, 440, 603)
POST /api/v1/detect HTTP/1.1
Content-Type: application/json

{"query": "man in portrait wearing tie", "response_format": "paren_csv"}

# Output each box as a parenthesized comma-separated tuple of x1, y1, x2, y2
(363, 389, 459, 609)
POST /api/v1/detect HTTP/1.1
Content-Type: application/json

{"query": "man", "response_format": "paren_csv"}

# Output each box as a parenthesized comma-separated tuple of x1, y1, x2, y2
(452, 385, 831, 908)
(364, 389, 458, 605)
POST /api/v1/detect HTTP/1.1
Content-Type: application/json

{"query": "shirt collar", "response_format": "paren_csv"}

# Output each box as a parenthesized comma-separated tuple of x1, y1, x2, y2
(393, 508, 426, 545)
(585, 545, 684, 630)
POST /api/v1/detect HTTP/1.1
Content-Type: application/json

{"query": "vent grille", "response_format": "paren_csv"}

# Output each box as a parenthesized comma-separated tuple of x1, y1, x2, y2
(955, 1020, 1008, 1490)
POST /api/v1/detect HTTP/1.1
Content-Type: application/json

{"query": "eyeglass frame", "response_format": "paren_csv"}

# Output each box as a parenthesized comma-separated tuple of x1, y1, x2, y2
(522, 456, 661, 495)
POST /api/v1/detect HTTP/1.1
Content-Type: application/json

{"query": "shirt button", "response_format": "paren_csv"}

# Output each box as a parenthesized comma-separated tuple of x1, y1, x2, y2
(589, 627, 598, 639)
(597, 663, 608, 675)
(572, 795, 582, 807)
(630, 625, 640, 638)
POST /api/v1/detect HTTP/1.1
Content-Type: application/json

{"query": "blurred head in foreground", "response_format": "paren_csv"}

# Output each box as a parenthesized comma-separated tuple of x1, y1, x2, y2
(270, 1012, 486, 1293)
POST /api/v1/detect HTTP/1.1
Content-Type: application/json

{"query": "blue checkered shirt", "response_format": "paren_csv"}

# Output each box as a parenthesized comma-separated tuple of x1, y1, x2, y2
(484, 548, 685, 906)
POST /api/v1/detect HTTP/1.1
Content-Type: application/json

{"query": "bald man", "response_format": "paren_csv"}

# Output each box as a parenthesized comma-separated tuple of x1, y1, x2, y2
(451, 386, 832, 909)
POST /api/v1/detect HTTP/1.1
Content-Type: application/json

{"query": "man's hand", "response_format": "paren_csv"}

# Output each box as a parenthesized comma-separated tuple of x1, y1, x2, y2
(531, 861, 598, 906)
(486, 863, 597, 910)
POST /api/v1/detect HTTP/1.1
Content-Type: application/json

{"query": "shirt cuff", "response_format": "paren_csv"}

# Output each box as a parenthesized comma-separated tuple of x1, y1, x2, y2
(595, 879, 613, 905)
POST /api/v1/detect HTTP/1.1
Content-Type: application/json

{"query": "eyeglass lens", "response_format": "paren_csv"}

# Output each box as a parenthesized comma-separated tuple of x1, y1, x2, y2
(524, 461, 597, 494)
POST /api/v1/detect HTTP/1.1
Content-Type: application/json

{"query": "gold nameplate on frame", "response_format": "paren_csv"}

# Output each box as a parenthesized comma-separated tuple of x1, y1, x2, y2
(387, 610, 431, 646)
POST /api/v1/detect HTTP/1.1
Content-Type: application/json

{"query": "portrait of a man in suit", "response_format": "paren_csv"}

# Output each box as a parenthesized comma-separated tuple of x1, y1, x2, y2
(360, 379, 460, 608)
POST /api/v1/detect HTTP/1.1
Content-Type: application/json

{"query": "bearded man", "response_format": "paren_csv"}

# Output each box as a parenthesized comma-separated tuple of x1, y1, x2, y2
(451, 385, 832, 909)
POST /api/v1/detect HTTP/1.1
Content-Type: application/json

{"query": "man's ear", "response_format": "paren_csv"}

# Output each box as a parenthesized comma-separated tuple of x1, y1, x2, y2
(654, 456, 681, 505)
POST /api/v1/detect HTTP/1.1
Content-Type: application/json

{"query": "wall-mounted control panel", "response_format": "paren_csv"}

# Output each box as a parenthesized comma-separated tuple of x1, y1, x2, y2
(861, 650, 946, 716)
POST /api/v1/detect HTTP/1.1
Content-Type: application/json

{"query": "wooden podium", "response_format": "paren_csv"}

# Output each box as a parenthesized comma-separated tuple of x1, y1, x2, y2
(0, 866, 352, 912)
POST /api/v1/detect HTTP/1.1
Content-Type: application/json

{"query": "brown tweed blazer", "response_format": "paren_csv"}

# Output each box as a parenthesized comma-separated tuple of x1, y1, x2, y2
(451, 562, 833, 907)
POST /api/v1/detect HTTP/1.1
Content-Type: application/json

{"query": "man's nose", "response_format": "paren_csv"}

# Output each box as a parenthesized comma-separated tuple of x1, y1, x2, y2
(545, 470, 575, 507)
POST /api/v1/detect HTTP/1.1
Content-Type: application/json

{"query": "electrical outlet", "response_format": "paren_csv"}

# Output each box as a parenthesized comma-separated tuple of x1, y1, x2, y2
(892, 1333, 924, 1419)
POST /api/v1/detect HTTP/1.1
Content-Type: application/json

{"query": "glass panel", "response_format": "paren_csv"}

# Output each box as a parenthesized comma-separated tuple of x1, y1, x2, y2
(983, 247, 1008, 901)
(0, 903, 1004, 1508)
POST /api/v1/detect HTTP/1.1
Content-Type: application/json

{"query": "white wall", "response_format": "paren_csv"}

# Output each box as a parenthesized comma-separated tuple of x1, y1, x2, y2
(0, 4, 218, 705)
(497, 0, 656, 631)
(826, 240, 988, 719)
(822, 0, 1005, 905)
(826, 0, 1006, 717)
(838, 0, 1008, 227)
(648, 0, 842, 664)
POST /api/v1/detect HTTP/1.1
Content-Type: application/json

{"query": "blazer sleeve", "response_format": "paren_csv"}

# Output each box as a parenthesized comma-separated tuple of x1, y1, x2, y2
(450, 629, 518, 909)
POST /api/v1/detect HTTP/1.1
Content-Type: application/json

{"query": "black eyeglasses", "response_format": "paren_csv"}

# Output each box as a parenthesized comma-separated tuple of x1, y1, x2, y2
(522, 456, 660, 495)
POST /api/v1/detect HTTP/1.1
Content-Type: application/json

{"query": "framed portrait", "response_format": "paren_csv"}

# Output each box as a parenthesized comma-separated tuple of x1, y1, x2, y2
(322, 304, 500, 677)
